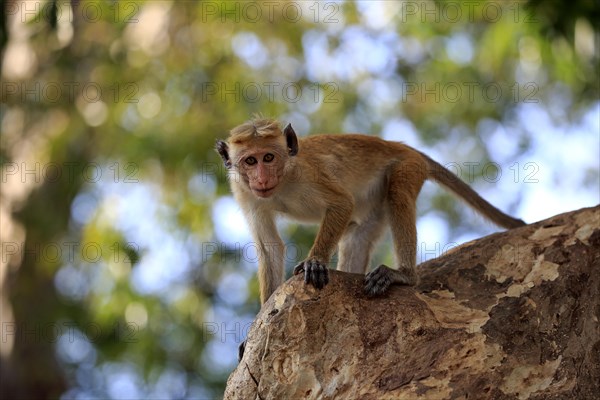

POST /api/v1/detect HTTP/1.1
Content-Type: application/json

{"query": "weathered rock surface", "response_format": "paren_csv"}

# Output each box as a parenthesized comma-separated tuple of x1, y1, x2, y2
(224, 206, 600, 399)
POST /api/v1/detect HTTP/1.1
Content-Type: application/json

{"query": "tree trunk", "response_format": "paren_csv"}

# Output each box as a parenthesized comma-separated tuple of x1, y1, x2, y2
(224, 206, 600, 400)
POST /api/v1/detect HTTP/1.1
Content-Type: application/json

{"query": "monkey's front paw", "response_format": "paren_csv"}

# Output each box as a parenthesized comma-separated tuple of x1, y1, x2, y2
(293, 258, 329, 290)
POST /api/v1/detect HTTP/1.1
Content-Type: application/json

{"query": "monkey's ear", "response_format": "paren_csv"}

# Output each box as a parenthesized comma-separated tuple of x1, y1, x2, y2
(283, 123, 298, 156)
(215, 140, 232, 168)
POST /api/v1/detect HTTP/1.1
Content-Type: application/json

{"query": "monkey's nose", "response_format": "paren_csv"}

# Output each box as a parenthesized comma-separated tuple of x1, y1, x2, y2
(255, 174, 271, 186)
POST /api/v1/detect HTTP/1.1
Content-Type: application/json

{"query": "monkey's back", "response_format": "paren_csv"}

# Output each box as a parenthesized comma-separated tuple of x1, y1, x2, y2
(300, 133, 404, 157)
(287, 134, 420, 223)
(297, 134, 415, 182)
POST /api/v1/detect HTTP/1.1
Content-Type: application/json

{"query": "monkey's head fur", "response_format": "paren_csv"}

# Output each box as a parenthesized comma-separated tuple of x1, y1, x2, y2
(216, 117, 298, 199)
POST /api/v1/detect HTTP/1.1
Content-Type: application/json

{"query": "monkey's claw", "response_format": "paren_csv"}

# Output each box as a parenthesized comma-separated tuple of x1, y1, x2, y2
(364, 265, 394, 296)
(293, 258, 329, 290)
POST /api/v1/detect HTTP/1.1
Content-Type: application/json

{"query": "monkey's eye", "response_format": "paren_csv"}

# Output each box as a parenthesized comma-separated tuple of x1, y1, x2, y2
(245, 157, 257, 166)
(263, 153, 275, 163)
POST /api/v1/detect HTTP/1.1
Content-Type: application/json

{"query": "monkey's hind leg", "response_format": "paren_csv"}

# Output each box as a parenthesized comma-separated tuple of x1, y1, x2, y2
(337, 209, 385, 274)
(364, 158, 426, 296)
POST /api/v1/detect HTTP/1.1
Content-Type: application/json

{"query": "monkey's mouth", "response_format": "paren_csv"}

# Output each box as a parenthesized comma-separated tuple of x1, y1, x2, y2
(252, 186, 276, 198)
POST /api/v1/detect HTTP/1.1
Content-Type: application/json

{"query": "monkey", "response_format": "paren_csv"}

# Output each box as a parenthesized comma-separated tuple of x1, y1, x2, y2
(216, 117, 525, 305)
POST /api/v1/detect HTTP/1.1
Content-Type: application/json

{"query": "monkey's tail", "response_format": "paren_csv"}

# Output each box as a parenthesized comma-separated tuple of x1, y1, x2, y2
(419, 152, 526, 229)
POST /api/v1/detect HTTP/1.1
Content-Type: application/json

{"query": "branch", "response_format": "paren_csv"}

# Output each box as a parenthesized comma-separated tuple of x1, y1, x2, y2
(225, 206, 600, 399)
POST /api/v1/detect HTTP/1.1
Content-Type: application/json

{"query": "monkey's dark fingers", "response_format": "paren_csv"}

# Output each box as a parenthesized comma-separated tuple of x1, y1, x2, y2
(364, 265, 394, 296)
(303, 259, 329, 290)
(310, 260, 328, 289)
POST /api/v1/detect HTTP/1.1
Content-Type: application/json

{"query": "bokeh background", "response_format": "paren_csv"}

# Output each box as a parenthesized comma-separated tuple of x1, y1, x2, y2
(1, 0, 598, 398)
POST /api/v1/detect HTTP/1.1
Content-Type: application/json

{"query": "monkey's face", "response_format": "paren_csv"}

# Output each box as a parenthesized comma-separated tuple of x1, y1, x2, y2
(216, 121, 299, 199)
(236, 147, 287, 198)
